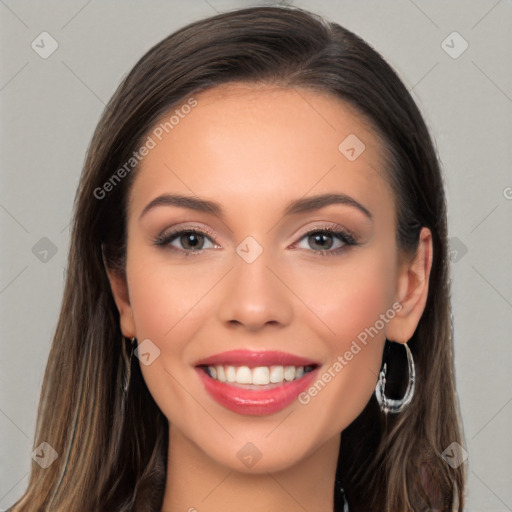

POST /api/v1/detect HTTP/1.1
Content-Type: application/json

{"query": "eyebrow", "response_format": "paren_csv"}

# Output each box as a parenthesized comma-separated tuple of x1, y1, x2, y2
(139, 192, 373, 221)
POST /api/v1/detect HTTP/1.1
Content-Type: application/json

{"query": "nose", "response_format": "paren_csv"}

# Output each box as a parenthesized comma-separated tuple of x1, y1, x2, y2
(216, 245, 294, 332)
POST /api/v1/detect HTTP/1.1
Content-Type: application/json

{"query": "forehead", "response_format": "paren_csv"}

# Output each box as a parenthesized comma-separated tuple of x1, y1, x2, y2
(129, 83, 393, 224)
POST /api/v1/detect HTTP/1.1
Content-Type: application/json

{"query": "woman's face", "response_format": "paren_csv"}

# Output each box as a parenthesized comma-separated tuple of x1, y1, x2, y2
(112, 83, 419, 473)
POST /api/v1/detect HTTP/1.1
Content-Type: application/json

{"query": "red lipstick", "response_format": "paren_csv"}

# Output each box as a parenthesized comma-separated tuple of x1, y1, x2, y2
(194, 350, 320, 416)
(194, 349, 318, 368)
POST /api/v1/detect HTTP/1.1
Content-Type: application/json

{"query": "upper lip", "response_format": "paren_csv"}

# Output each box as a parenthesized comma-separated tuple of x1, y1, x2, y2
(194, 349, 319, 368)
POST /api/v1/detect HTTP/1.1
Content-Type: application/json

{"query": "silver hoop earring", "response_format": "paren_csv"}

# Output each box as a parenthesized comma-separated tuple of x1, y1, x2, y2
(375, 341, 416, 414)
(122, 337, 136, 393)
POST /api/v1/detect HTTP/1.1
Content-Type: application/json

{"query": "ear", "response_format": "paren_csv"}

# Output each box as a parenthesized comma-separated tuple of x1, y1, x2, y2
(386, 227, 433, 343)
(102, 248, 136, 338)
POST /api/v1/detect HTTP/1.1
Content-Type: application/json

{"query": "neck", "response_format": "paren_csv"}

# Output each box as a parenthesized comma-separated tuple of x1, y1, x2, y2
(160, 425, 341, 512)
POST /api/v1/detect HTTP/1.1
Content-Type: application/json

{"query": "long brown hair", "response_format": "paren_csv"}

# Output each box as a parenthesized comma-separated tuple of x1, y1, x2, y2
(8, 6, 465, 511)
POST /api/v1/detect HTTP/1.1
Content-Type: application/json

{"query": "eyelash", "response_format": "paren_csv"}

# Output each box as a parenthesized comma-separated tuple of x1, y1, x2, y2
(153, 224, 358, 257)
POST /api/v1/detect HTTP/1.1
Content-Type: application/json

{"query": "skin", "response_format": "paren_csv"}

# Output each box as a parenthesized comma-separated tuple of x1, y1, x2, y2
(106, 83, 432, 512)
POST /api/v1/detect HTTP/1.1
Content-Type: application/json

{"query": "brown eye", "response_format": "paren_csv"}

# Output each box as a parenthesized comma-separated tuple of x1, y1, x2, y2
(307, 232, 335, 251)
(154, 229, 217, 252)
(292, 227, 357, 256)
(178, 231, 206, 250)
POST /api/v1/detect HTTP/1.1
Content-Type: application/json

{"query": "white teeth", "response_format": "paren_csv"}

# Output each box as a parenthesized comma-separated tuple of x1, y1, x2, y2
(206, 365, 311, 385)
(235, 366, 252, 384)
(252, 366, 270, 385)
(269, 365, 284, 383)
(225, 366, 236, 383)
(216, 365, 226, 382)
(284, 366, 296, 382)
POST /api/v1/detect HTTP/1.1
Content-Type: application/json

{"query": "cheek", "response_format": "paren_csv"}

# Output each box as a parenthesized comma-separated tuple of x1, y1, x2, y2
(126, 244, 223, 342)
(124, 249, 221, 425)
(291, 248, 397, 347)
(288, 251, 395, 428)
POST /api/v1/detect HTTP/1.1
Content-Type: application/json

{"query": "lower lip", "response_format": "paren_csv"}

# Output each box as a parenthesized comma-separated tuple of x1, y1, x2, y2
(196, 367, 319, 416)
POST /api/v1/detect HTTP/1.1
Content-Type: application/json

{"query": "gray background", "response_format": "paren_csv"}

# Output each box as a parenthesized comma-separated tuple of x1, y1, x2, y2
(1, 1, 511, 510)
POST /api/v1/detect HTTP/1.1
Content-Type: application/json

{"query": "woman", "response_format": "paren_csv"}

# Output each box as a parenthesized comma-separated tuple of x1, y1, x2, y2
(8, 6, 465, 511)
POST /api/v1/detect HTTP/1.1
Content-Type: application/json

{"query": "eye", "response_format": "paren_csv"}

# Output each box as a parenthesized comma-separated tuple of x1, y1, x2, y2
(153, 228, 218, 254)
(153, 224, 358, 257)
(292, 225, 357, 256)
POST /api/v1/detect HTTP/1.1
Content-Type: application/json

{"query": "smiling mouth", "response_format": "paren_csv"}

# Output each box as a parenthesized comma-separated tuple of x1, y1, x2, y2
(198, 364, 318, 388)
(194, 350, 321, 415)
